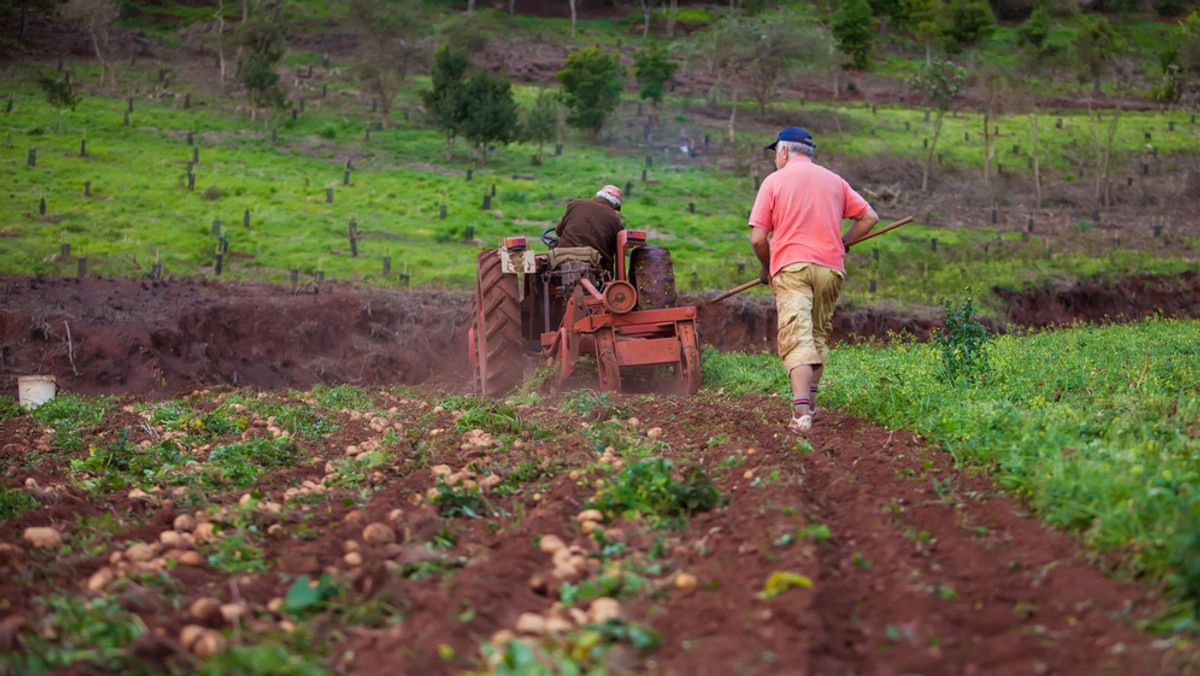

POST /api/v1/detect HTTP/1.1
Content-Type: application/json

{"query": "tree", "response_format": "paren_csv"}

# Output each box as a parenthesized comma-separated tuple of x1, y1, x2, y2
(236, 0, 286, 124)
(908, 57, 966, 192)
(60, 0, 120, 89)
(1085, 99, 1119, 207)
(347, 0, 426, 128)
(462, 71, 518, 164)
(869, 0, 907, 32)
(741, 11, 833, 114)
(902, 0, 941, 65)
(976, 64, 1013, 185)
(523, 88, 559, 165)
(638, 0, 660, 40)
(940, 0, 995, 73)
(557, 47, 624, 144)
(666, 0, 679, 38)
(214, 0, 228, 86)
(677, 17, 755, 140)
(436, 10, 494, 56)
(569, 0, 578, 38)
(422, 45, 471, 158)
(1017, 4, 1051, 52)
(37, 71, 81, 131)
(1071, 14, 1120, 93)
(1155, 11, 1200, 102)
(832, 0, 876, 70)
(633, 44, 678, 129)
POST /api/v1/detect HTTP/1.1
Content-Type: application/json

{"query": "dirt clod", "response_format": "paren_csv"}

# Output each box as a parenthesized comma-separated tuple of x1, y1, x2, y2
(0, 544, 25, 568)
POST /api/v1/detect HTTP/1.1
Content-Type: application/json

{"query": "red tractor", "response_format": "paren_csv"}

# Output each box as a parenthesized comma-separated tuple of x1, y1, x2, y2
(468, 228, 701, 397)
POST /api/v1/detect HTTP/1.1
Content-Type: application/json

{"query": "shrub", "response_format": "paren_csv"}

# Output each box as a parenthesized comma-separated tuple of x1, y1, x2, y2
(933, 294, 992, 385)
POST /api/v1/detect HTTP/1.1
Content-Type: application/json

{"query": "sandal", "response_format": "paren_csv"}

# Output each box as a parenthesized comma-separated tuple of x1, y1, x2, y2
(787, 414, 813, 435)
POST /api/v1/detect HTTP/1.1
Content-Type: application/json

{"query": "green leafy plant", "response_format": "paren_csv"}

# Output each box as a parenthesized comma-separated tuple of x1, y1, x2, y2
(557, 46, 625, 143)
(0, 396, 21, 423)
(283, 573, 342, 618)
(933, 294, 992, 385)
(0, 486, 39, 520)
(0, 593, 145, 673)
(588, 458, 720, 520)
(197, 644, 325, 676)
(430, 480, 489, 519)
(559, 570, 650, 607)
(204, 533, 268, 573)
(70, 429, 188, 492)
(562, 388, 619, 422)
(206, 438, 297, 487)
(450, 398, 524, 435)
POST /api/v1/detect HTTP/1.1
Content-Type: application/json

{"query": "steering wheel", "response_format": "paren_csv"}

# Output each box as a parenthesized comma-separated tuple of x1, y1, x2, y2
(541, 226, 559, 248)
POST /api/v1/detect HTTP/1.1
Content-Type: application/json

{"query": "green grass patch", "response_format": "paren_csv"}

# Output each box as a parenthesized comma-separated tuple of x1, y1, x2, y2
(3, 61, 1197, 312)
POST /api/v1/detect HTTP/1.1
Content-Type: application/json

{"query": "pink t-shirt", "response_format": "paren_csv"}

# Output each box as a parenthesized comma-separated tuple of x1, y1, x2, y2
(748, 156, 870, 276)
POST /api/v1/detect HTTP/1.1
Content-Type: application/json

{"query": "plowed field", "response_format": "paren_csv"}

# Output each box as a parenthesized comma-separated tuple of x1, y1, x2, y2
(1, 385, 1193, 674)
(1, 275, 1198, 674)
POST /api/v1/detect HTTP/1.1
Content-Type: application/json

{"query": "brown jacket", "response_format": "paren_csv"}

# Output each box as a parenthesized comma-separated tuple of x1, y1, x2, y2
(554, 197, 624, 273)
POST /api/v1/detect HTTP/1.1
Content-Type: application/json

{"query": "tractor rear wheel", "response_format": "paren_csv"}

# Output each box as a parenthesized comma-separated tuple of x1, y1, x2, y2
(473, 249, 524, 397)
(629, 246, 677, 311)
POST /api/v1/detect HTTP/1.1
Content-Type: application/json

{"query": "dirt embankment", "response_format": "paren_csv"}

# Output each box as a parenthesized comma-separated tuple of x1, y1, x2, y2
(1, 272, 1198, 397)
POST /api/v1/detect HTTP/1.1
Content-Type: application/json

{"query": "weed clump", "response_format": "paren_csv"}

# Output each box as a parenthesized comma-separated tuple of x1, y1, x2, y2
(0, 487, 38, 520)
(589, 458, 720, 520)
(431, 480, 489, 518)
(562, 388, 619, 422)
(933, 294, 992, 385)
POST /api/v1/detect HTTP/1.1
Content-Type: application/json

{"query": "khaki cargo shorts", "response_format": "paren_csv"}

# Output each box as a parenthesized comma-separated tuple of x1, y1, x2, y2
(770, 263, 844, 372)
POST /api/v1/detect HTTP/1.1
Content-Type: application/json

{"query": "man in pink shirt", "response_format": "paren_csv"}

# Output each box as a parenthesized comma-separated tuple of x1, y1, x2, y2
(749, 127, 879, 435)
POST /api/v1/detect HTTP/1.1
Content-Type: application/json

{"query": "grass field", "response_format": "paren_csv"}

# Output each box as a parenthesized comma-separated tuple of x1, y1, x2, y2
(3, 61, 1198, 313)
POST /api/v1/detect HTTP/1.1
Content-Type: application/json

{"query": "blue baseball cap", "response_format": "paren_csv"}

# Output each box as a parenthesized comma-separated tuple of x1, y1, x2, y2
(766, 127, 815, 151)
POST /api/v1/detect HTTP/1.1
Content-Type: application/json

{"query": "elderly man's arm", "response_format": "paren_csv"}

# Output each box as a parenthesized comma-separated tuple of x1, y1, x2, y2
(841, 206, 880, 249)
(750, 227, 771, 285)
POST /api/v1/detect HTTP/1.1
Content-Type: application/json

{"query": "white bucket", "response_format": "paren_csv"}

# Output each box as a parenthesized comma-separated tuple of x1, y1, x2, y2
(18, 376, 58, 410)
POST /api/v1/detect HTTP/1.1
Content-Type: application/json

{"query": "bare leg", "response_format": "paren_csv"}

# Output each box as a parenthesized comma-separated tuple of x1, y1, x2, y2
(789, 364, 815, 417)
(790, 363, 825, 417)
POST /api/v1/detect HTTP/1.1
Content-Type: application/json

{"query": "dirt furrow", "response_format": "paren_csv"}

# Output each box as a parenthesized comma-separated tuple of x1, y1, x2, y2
(800, 412, 1178, 674)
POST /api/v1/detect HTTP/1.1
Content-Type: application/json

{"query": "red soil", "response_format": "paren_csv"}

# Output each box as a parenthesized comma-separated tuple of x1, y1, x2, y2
(3, 273, 1198, 398)
(0, 391, 1191, 673)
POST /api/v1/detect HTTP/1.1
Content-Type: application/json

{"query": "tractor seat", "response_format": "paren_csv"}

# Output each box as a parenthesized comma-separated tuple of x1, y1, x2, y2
(548, 247, 602, 271)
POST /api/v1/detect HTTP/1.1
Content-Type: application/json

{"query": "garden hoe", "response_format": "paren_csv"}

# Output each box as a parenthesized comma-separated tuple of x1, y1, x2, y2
(708, 216, 914, 304)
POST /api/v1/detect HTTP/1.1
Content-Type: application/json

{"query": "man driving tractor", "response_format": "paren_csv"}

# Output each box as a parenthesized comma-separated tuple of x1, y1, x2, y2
(553, 184, 625, 276)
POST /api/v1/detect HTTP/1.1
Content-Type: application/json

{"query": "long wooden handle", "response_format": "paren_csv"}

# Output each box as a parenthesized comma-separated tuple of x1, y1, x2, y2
(846, 216, 912, 247)
(708, 278, 763, 303)
(708, 216, 914, 304)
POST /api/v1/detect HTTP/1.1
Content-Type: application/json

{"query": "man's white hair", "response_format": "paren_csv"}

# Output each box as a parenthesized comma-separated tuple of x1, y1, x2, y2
(778, 140, 815, 158)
